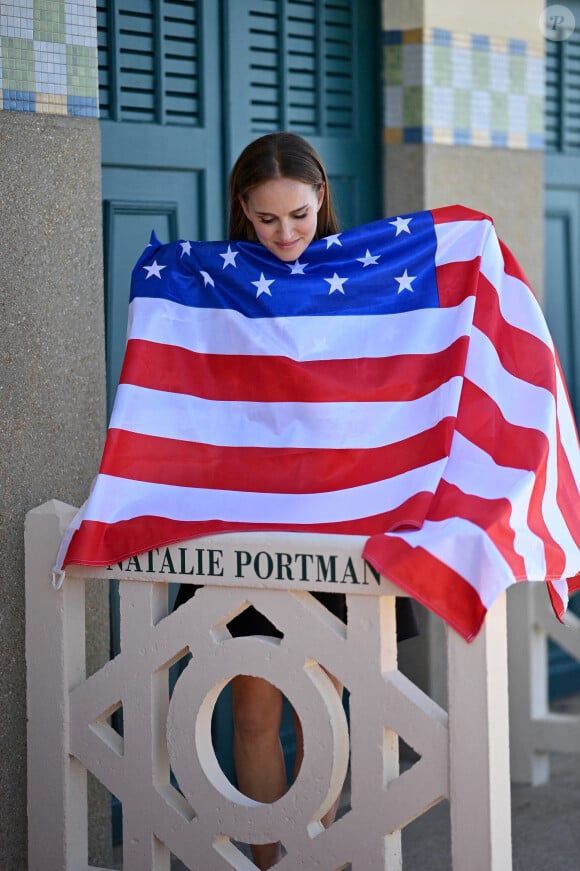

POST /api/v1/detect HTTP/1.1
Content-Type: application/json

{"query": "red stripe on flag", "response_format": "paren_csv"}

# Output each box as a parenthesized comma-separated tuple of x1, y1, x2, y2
(458, 380, 550, 471)
(435, 260, 479, 309)
(498, 238, 537, 297)
(474, 271, 556, 393)
(363, 534, 487, 641)
(428, 479, 527, 578)
(555, 433, 580, 549)
(457, 380, 567, 579)
(100, 419, 454, 493)
(432, 204, 493, 226)
(63, 492, 433, 568)
(119, 338, 469, 403)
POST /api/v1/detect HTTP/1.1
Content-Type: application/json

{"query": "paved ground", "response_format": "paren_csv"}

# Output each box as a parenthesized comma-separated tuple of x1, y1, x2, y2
(401, 750, 580, 871)
(403, 691, 580, 871)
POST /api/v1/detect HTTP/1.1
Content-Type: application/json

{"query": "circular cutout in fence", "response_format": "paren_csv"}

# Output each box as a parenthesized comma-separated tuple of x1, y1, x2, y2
(166, 635, 349, 843)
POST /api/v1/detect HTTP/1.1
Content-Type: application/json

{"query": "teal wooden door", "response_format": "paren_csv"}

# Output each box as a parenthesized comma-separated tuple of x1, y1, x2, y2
(544, 4, 580, 698)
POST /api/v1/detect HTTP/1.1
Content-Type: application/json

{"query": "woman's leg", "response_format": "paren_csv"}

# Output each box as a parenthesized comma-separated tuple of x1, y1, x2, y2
(231, 675, 286, 870)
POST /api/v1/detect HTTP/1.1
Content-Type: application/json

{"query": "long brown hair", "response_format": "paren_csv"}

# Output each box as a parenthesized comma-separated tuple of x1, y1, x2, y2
(228, 132, 339, 241)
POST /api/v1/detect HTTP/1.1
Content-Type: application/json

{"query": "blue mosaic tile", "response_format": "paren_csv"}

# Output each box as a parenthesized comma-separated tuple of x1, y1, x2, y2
(527, 132, 544, 149)
(509, 38, 527, 55)
(383, 30, 402, 46)
(433, 29, 452, 47)
(491, 130, 509, 147)
(3, 88, 36, 111)
(67, 93, 97, 116)
(403, 126, 424, 143)
(454, 128, 471, 145)
(471, 34, 491, 52)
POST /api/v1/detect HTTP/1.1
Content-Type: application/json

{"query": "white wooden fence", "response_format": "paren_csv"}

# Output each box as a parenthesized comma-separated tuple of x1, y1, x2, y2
(508, 582, 580, 786)
(26, 499, 513, 870)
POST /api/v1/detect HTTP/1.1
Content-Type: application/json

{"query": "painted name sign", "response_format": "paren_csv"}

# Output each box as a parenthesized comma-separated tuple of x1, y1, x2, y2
(107, 545, 381, 587)
(88, 533, 398, 595)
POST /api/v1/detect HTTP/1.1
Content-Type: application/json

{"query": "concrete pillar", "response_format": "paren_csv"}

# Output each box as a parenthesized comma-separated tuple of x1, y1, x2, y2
(0, 103, 109, 871)
(381, 0, 546, 700)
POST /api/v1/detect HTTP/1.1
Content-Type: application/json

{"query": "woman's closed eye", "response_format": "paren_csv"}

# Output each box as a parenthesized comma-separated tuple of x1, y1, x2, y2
(258, 212, 308, 225)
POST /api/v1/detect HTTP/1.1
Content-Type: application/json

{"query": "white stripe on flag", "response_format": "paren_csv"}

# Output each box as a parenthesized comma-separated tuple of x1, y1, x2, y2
(478, 230, 553, 346)
(388, 516, 514, 609)
(109, 376, 464, 450)
(556, 366, 580, 492)
(434, 219, 492, 266)
(466, 327, 556, 429)
(436, 220, 554, 350)
(127, 295, 476, 360)
(466, 330, 578, 576)
(84, 459, 447, 525)
(442, 432, 547, 579)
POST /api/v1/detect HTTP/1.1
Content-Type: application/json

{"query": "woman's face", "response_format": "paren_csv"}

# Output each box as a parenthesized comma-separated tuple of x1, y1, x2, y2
(240, 177, 325, 261)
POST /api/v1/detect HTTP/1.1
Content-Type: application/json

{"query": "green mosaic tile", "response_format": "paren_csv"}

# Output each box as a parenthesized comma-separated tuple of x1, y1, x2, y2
(423, 86, 432, 124)
(384, 44, 402, 86)
(527, 95, 544, 135)
(66, 44, 98, 98)
(1, 37, 36, 91)
(34, 0, 66, 44)
(490, 91, 509, 131)
(403, 85, 423, 127)
(433, 45, 452, 87)
(509, 55, 526, 94)
(453, 88, 471, 128)
(471, 50, 490, 90)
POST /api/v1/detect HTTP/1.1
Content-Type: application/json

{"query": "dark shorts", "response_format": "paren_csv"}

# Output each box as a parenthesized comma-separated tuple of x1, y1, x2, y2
(173, 585, 419, 642)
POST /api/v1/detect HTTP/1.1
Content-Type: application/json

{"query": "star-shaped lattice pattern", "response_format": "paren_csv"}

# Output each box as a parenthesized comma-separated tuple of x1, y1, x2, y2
(68, 583, 449, 870)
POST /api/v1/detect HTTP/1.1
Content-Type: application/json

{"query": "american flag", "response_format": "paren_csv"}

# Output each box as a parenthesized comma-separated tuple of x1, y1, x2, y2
(58, 205, 580, 641)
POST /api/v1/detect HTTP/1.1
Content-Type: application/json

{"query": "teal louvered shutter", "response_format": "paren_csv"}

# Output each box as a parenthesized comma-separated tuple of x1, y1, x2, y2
(98, 0, 201, 124)
(543, 0, 580, 699)
(545, 26, 580, 152)
(224, 0, 382, 228)
(543, 0, 580, 421)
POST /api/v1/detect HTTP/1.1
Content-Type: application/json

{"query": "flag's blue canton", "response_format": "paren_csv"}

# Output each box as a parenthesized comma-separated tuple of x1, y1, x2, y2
(131, 210, 440, 318)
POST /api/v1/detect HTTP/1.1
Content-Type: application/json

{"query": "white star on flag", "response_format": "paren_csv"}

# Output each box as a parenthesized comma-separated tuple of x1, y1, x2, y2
(357, 249, 380, 267)
(288, 259, 308, 274)
(200, 271, 215, 287)
(180, 241, 192, 257)
(324, 233, 342, 248)
(142, 260, 166, 280)
(395, 268, 416, 293)
(390, 216, 413, 236)
(324, 273, 348, 294)
(220, 245, 238, 268)
(252, 273, 275, 297)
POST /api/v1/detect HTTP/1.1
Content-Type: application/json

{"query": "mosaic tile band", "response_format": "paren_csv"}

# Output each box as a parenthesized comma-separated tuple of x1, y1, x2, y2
(0, 0, 98, 117)
(0, 6, 545, 147)
(383, 28, 545, 149)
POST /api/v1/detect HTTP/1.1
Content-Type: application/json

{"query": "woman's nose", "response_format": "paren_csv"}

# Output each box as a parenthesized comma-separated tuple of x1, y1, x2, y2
(279, 220, 293, 240)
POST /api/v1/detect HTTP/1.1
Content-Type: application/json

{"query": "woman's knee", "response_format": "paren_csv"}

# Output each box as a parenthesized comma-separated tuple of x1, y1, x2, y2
(231, 675, 283, 738)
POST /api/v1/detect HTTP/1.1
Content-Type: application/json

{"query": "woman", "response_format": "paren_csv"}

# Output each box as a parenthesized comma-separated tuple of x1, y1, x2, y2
(228, 132, 344, 871)
(177, 131, 418, 870)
